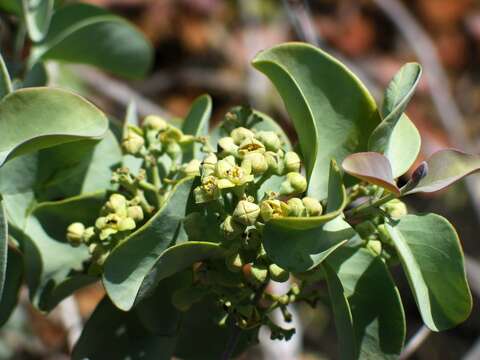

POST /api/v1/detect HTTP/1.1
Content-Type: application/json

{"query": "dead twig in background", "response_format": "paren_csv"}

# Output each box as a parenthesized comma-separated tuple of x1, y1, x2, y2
(400, 325, 431, 360)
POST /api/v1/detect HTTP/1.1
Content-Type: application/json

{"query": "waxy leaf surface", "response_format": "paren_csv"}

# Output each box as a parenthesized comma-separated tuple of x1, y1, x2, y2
(342, 152, 400, 194)
(386, 214, 472, 331)
(406, 149, 480, 194)
(32, 3, 153, 79)
(22, 0, 54, 42)
(182, 94, 212, 162)
(0, 200, 7, 302)
(0, 247, 23, 326)
(253, 42, 380, 199)
(324, 247, 405, 359)
(0, 88, 108, 167)
(103, 177, 195, 311)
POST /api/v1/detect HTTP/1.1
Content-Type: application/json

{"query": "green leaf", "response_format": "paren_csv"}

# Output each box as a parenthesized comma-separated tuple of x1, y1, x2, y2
(322, 261, 356, 360)
(35, 130, 121, 200)
(0, 52, 12, 99)
(384, 114, 421, 178)
(406, 149, 480, 194)
(182, 94, 212, 162)
(369, 63, 422, 154)
(263, 216, 354, 273)
(325, 247, 406, 359)
(72, 297, 176, 360)
(0, 200, 8, 302)
(342, 152, 400, 194)
(137, 241, 224, 303)
(252, 42, 381, 199)
(270, 160, 347, 230)
(0, 0, 21, 15)
(0, 247, 23, 326)
(22, 0, 54, 42)
(31, 3, 153, 79)
(22, 62, 48, 88)
(103, 177, 195, 311)
(0, 87, 108, 167)
(19, 192, 105, 309)
(386, 214, 472, 331)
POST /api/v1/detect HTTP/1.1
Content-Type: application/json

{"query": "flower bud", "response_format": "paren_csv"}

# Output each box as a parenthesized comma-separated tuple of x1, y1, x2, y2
(118, 217, 136, 231)
(122, 126, 145, 155)
(269, 264, 289, 283)
(260, 199, 286, 222)
(367, 240, 382, 256)
(82, 226, 96, 244)
(256, 131, 281, 151)
(287, 198, 306, 217)
(285, 151, 301, 173)
(66, 222, 85, 247)
(220, 215, 244, 239)
(280, 172, 307, 195)
(127, 205, 144, 222)
(161, 126, 183, 143)
(165, 141, 182, 160)
(218, 137, 238, 156)
(242, 152, 268, 175)
(264, 151, 284, 175)
(233, 200, 260, 226)
(182, 159, 201, 177)
(104, 194, 128, 216)
(377, 224, 393, 245)
(383, 199, 407, 219)
(201, 153, 217, 177)
(302, 197, 323, 216)
(230, 127, 255, 145)
(143, 115, 168, 131)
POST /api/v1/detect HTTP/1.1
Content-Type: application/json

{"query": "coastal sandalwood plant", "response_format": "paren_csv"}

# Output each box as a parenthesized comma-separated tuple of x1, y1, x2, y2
(0, 2, 476, 360)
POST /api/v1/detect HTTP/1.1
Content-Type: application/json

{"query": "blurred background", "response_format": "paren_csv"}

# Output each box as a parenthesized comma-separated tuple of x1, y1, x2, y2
(2, 0, 480, 359)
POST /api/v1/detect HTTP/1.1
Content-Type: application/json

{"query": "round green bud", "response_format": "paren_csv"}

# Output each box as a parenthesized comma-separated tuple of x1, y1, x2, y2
(242, 152, 268, 175)
(182, 159, 201, 177)
(280, 172, 307, 195)
(127, 205, 144, 222)
(256, 131, 281, 151)
(218, 137, 238, 156)
(269, 264, 289, 282)
(302, 197, 323, 216)
(118, 216, 136, 232)
(104, 193, 128, 216)
(165, 141, 182, 160)
(233, 200, 260, 226)
(367, 240, 382, 256)
(66, 222, 85, 247)
(383, 199, 407, 219)
(122, 127, 145, 155)
(82, 226, 96, 244)
(95, 216, 107, 230)
(284, 151, 301, 173)
(287, 198, 306, 217)
(230, 127, 255, 145)
(377, 224, 393, 245)
(264, 151, 284, 175)
(143, 115, 168, 131)
(225, 252, 244, 273)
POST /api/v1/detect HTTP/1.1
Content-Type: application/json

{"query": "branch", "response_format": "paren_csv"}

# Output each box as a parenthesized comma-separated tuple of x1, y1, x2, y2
(400, 325, 431, 360)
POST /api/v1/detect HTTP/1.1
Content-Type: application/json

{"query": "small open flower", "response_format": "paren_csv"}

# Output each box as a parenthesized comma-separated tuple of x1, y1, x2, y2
(215, 156, 254, 189)
(194, 175, 221, 203)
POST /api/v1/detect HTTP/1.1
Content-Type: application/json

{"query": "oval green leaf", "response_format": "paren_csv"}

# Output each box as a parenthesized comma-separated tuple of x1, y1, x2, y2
(0, 87, 108, 167)
(103, 177, 195, 311)
(324, 247, 406, 359)
(0, 246, 23, 326)
(22, 0, 54, 42)
(182, 94, 212, 162)
(263, 216, 354, 273)
(406, 149, 480, 194)
(270, 159, 346, 230)
(342, 152, 400, 194)
(252, 42, 381, 199)
(0, 200, 8, 302)
(0, 52, 12, 99)
(137, 241, 224, 304)
(386, 214, 472, 331)
(384, 114, 421, 178)
(31, 3, 153, 79)
(369, 63, 422, 154)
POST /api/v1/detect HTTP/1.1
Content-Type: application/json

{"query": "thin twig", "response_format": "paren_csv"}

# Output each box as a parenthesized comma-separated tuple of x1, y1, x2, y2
(400, 325, 431, 360)
(56, 296, 83, 351)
